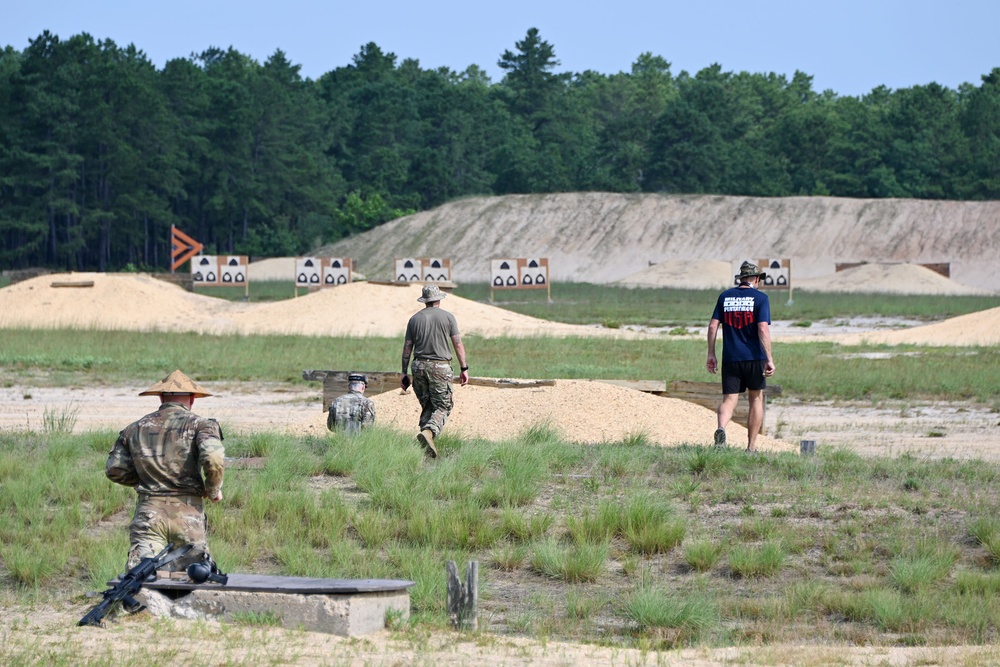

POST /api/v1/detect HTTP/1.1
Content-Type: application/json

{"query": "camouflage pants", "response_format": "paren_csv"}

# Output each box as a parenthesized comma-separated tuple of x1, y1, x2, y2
(412, 359, 454, 436)
(127, 494, 212, 572)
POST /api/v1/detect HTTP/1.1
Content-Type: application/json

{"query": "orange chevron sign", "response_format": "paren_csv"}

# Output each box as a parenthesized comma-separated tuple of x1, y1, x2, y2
(170, 225, 204, 271)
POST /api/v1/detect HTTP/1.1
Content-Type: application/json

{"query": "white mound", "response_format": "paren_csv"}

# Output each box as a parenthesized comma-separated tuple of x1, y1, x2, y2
(303, 379, 796, 452)
(796, 263, 992, 295)
(615, 260, 732, 290)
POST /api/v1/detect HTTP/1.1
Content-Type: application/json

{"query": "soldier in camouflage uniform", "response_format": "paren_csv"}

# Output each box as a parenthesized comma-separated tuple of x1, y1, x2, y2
(400, 284, 469, 457)
(328, 373, 376, 433)
(106, 370, 225, 572)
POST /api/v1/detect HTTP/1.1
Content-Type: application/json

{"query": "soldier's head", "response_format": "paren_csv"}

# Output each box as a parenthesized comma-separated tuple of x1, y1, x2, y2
(139, 370, 213, 407)
(348, 373, 367, 393)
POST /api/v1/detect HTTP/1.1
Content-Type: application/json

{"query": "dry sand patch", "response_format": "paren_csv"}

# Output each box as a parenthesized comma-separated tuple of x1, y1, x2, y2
(0, 273, 649, 339)
(298, 380, 796, 453)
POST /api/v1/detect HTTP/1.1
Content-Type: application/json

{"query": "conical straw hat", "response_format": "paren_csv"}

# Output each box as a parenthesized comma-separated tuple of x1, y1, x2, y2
(138, 370, 213, 398)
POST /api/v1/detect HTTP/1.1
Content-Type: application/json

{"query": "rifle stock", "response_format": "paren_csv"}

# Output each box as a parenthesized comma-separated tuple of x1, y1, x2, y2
(78, 542, 174, 627)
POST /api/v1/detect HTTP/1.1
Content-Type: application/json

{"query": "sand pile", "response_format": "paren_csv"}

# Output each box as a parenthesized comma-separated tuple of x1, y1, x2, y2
(248, 257, 297, 281)
(0, 272, 234, 333)
(838, 306, 1000, 347)
(304, 380, 796, 453)
(796, 263, 992, 295)
(614, 260, 732, 290)
(227, 281, 639, 338)
(0, 273, 646, 339)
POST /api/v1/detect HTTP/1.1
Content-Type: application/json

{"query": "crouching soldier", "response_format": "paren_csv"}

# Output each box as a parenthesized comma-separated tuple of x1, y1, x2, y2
(328, 373, 376, 434)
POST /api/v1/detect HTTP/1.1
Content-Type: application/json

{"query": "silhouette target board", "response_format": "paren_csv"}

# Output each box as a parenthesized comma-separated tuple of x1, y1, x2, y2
(490, 258, 551, 301)
(295, 257, 352, 288)
(394, 258, 452, 283)
(192, 255, 248, 287)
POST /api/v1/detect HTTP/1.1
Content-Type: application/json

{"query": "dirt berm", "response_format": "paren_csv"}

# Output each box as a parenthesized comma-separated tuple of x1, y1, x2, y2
(323, 193, 1000, 291)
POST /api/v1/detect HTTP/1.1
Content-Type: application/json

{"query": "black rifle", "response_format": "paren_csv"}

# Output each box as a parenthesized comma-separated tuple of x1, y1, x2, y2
(79, 542, 190, 627)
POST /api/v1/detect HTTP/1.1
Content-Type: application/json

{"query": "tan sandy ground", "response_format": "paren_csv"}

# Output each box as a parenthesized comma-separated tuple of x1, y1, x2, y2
(6, 608, 1000, 667)
(0, 272, 649, 339)
(302, 380, 795, 453)
(614, 259, 733, 290)
(794, 263, 993, 295)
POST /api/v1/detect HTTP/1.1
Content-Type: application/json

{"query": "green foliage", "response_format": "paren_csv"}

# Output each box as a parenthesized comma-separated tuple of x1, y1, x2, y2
(2, 29, 999, 272)
(622, 585, 717, 643)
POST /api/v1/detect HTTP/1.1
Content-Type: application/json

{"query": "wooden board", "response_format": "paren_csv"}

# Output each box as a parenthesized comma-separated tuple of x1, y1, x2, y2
(304, 370, 555, 412)
(135, 574, 415, 594)
(665, 381, 782, 436)
(50, 281, 95, 288)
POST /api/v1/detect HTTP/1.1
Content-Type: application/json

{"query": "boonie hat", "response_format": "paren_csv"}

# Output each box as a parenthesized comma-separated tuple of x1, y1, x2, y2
(138, 369, 214, 398)
(736, 261, 767, 281)
(348, 373, 367, 384)
(417, 284, 447, 303)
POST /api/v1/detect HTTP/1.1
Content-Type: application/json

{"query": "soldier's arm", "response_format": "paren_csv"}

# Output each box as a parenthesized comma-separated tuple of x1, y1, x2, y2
(197, 420, 225, 501)
(451, 334, 469, 386)
(105, 431, 140, 487)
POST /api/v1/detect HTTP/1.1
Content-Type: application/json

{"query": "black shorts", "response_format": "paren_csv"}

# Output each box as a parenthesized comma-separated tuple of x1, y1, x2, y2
(721, 360, 767, 394)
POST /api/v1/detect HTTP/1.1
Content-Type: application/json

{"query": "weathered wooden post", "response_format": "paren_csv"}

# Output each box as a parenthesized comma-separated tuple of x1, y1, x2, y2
(446, 560, 478, 630)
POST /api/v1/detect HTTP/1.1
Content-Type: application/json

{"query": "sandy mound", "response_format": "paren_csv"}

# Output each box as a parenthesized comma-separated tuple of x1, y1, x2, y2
(322, 193, 1000, 291)
(304, 380, 795, 453)
(615, 259, 732, 290)
(248, 257, 297, 281)
(0, 273, 646, 339)
(836, 306, 1000, 347)
(796, 263, 992, 295)
(0, 272, 235, 333)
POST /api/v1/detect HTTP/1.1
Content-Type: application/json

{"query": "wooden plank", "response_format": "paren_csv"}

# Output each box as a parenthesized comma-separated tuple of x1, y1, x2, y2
(594, 379, 667, 393)
(50, 281, 95, 288)
(665, 380, 782, 436)
(668, 380, 782, 397)
(310, 370, 556, 412)
(139, 573, 415, 594)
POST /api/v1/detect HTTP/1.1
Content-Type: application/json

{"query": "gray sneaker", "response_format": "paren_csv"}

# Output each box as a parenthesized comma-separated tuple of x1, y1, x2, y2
(713, 428, 727, 448)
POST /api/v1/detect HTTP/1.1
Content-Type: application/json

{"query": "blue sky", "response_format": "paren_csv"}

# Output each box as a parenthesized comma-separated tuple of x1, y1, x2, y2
(3, 0, 998, 97)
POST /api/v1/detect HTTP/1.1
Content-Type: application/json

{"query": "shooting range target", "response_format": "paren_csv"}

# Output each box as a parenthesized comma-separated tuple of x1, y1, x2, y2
(395, 258, 421, 282)
(323, 258, 351, 285)
(192, 255, 217, 284)
(219, 256, 247, 285)
(423, 258, 452, 282)
(295, 257, 322, 287)
(491, 259, 519, 288)
(519, 258, 548, 287)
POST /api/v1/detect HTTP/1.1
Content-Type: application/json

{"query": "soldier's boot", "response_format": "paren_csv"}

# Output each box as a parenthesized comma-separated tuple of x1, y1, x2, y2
(417, 429, 438, 458)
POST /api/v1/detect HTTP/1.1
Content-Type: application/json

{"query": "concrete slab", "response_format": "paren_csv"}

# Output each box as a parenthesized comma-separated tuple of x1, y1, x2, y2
(133, 574, 414, 636)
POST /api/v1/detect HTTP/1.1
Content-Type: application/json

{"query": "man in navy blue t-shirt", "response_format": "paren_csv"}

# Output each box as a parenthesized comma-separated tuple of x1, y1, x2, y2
(706, 261, 776, 452)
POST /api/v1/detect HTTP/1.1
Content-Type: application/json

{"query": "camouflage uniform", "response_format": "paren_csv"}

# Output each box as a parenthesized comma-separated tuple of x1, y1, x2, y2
(411, 359, 454, 436)
(328, 390, 376, 434)
(106, 402, 225, 571)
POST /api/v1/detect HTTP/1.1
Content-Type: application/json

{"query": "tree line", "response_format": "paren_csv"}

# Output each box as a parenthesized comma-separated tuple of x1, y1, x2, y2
(1, 28, 998, 272)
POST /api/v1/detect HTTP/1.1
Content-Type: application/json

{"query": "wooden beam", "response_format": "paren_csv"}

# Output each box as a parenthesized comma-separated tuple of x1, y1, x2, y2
(306, 370, 556, 412)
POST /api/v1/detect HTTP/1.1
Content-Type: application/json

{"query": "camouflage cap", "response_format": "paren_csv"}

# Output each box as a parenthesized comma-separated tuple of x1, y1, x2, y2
(736, 261, 768, 281)
(417, 284, 447, 303)
(138, 370, 213, 398)
(348, 373, 367, 384)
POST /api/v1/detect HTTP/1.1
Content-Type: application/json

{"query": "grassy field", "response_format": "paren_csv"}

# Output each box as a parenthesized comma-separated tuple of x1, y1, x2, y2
(2, 280, 1000, 661)
(2, 328, 999, 404)
(3, 424, 1000, 660)
(194, 280, 1000, 328)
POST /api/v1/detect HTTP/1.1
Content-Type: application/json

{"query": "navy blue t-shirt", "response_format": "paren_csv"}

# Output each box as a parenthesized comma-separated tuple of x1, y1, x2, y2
(711, 285, 771, 362)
